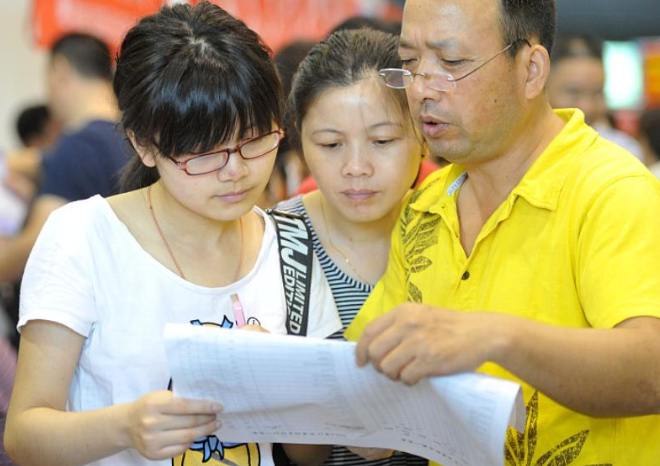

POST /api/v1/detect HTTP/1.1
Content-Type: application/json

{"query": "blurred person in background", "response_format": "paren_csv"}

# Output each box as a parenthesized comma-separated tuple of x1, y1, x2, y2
(1, 104, 62, 212)
(16, 104, 61, 150)
(639, 107, 660, 178)
(0, 34, 130, 353)
(257, 40, 317, 208)
(546, 34, 644, 160)
(0, 103, 63, 349)
(328, 16, 402, 36)
(0, 33, 130, 285)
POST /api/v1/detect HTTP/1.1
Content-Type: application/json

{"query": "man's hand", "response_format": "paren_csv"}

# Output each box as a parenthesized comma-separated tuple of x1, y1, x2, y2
(355, 304, 511, 385)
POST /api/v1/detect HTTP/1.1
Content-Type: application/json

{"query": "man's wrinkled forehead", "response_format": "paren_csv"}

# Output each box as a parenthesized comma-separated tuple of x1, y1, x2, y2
(400, 0, 501, 49)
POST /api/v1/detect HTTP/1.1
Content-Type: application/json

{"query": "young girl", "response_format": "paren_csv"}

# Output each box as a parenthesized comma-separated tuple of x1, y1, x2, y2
(277, 29, 428, 466)
(5, 3, 339, 466)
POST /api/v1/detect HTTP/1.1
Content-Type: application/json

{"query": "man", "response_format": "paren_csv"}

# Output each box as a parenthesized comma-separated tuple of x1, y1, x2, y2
(0, 33, 129, 284)
(546, 34, 644, 160)
(345, 0, 660, 464)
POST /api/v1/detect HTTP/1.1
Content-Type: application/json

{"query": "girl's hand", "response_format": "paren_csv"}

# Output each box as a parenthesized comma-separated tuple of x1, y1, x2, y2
(125, 390, 222, 459)
(240, 324, 270, 333)
(347, 447, 394, 460)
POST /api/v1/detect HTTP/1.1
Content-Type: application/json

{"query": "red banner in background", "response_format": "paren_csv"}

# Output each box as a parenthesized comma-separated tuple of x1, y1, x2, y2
(31, 0, 402, 55)
(32, 0, 164, 52)
(193, 0, 392, 52)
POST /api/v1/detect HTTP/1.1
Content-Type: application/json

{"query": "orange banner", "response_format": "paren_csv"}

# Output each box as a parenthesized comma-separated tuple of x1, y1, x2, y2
(643, 39, 660, 109)
(32, 0, 164, 52)
(196, 0, 365, 52)
(31, 0, 402, 55)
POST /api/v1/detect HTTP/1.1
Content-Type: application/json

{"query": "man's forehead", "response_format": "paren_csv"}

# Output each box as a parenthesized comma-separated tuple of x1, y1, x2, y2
(400, 0, 500, 49)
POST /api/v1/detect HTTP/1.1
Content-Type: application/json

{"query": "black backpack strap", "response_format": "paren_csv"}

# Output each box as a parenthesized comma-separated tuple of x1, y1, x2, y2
(266, 208, 314, 336)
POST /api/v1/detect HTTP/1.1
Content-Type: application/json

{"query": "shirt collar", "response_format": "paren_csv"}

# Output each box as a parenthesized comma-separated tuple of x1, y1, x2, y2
(410, 108, 598, 214)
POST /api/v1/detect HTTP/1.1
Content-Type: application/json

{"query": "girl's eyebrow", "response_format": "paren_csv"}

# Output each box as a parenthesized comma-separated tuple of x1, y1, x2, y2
(311, 128, 342, 136)
(367, 121, 403, 130)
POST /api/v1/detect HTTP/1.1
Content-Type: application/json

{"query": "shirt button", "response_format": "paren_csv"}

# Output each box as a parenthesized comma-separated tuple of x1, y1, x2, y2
(461, 271, 470, 280)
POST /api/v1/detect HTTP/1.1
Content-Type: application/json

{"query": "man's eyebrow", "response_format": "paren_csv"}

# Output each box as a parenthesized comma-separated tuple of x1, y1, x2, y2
(398, 37, 415, 49)
(429, 38, 459, 49)
(398, 37, 460, 51)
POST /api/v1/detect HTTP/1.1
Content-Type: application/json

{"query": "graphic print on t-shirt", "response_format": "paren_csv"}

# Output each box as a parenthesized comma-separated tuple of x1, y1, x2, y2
(172, 318, 263, 466)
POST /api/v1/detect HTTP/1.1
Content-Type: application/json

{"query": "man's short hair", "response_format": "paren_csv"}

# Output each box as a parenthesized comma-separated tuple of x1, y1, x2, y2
(499, 0, 556, 57)
(51, 33, 113, 81)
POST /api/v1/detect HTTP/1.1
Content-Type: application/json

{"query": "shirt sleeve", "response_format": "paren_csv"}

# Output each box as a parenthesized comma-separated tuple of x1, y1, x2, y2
(305, 254, 342, 338)
(576, 174, 660, 328)
(345, 206, 409, 341)
(18, 202, 98, 337)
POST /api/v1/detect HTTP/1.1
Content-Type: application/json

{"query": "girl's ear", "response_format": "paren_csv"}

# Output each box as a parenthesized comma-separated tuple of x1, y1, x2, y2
(127, 131, 157, 168)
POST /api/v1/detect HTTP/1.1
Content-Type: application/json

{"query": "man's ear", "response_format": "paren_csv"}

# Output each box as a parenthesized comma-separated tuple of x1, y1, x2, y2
(522, 44, 551, 100)
(126, 131, 157, 168)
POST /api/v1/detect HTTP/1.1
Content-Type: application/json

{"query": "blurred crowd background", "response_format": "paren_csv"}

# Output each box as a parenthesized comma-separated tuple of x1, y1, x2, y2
(1, 0, 659, 150)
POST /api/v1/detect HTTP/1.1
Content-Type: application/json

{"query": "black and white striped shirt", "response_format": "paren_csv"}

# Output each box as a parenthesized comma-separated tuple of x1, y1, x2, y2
(276, 196, 428, 466)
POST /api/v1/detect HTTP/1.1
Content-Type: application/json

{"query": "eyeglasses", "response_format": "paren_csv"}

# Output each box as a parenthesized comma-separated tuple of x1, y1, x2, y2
(379, 38, 530, 93)
(169, 129, 284, 176)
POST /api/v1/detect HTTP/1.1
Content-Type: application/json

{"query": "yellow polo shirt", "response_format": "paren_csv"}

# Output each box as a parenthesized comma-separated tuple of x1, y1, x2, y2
(346, 109, 660, 465)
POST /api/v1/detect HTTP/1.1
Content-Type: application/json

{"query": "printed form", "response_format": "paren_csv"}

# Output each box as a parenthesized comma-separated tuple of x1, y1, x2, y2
(164, 324, 525, 466)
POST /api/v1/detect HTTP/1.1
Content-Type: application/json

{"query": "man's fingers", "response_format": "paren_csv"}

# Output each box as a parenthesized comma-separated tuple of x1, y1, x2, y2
(398, 360, 426, 386)
(355, 309, 400, 366)
(377, 337, 419, 381)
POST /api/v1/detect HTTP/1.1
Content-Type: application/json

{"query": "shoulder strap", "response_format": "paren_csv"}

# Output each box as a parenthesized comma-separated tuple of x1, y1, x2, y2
(266, 208, 314, 336)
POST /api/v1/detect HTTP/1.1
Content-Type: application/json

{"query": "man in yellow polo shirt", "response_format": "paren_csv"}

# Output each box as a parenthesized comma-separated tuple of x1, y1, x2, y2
(345, 0, 660, 464)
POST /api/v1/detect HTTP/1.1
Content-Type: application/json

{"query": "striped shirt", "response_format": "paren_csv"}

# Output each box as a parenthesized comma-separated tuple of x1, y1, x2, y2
(275, 196, 428, 466)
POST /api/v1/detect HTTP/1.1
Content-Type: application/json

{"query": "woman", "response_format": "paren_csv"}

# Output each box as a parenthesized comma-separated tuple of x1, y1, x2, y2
(5, 3, 339, 466)
(277, 28, 428, 466)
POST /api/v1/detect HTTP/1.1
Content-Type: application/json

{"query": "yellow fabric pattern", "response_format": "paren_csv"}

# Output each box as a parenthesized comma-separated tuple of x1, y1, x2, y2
(345, 109, 660, 465)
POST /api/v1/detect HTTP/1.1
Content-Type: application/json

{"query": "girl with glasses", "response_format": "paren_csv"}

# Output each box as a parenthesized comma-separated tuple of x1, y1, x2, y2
(5, 3, 340, 466)
(276, 28, 428, 466)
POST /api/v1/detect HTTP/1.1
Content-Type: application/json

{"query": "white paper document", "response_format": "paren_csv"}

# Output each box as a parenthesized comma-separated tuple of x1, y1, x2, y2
(164, 324, 525, 466)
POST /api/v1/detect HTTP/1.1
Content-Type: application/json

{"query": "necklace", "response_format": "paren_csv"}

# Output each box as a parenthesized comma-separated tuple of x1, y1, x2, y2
(319, 197, 372, 285)
(146, 185, 244, 282)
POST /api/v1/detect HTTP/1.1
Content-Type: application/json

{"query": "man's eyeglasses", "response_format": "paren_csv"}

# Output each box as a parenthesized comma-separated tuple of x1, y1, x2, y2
(379, 38, 531, 93)
(169, 128, 284, 176)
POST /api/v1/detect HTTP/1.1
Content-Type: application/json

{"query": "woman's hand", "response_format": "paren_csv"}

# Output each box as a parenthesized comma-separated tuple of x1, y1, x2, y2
(347, 447, 394, 461)
(240, 324, 270, 333)
(124, 390, 222, 460)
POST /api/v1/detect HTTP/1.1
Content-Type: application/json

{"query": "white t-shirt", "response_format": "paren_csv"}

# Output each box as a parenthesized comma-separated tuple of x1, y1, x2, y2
(19, 195, 341, 466)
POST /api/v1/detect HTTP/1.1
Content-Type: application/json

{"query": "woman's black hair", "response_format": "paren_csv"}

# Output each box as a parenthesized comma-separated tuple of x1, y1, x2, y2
(115, 1, 283, 191)
(287, 28, 407, 153)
